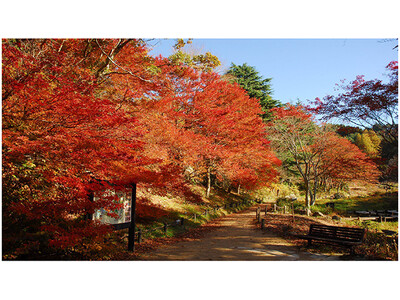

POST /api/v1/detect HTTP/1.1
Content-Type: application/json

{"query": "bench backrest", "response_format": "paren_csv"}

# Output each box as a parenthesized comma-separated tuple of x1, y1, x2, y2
(309, 224, 365, 242)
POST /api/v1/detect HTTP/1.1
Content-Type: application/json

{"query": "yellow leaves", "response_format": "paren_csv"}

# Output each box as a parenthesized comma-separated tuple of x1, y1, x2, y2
(173, 38, 192, 51)
(169, 39, 221, 72)
(355, 130, 382, 158)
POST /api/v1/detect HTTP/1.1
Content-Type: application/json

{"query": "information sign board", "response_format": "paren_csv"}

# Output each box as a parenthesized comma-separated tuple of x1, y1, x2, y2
(92, 188, 132, 226)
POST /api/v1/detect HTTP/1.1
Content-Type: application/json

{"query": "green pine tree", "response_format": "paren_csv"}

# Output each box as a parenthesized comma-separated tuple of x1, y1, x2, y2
(225, 63, 281, 120)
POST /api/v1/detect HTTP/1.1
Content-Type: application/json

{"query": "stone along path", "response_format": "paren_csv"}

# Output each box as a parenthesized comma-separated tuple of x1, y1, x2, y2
(139, 207, 341, 261)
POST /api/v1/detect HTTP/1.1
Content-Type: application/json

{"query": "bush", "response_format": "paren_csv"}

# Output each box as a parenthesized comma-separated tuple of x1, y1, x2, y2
(357, 230, 398, 260)
(276, 197, 303, 210)
(253, 183, 300, 202)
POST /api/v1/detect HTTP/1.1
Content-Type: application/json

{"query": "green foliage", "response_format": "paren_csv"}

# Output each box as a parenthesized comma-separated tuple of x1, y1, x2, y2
(225, 63, 280, 120)
(276, 197, 303, 210)
(313, 192, 398, 213)
(250, 182, 301, 206)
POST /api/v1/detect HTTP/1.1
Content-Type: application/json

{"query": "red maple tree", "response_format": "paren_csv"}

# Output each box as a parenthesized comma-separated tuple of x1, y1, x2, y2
(2, 39, 280, 257)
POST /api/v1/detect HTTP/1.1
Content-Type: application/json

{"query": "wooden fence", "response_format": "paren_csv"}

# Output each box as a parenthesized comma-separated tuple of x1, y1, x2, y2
(254, 204, 399, 230)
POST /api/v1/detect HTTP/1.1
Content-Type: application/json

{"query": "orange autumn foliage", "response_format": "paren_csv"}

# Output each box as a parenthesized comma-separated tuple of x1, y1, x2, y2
(2, 39, 280, 256)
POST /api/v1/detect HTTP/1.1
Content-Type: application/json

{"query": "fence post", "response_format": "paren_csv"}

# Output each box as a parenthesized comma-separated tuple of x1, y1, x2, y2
(292, 203, 295, 223)
(163, 222, 167, 234)
(194, 214, 197, 222)
(273, 204, 277, 213)
(261, 218, 266, 229)
(256, 207, 261, 221)
(137, 228, 142, 243)
(284, 206, 287, 214)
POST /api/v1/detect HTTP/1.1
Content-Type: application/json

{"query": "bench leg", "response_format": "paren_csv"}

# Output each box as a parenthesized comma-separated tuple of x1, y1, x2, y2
(349, 246, 355, 256)
(307, 239, 312, 246)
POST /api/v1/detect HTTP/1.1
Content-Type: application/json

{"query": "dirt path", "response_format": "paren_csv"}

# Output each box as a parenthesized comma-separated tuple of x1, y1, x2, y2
(139, 207, 342, 260)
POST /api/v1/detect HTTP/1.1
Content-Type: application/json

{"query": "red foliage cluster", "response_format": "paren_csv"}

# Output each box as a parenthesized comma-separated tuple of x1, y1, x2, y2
(313, 132, 380, 184)
(267, 104, 379, 207)
(2, 39, 280, 256)
(308, 61, 398, 145)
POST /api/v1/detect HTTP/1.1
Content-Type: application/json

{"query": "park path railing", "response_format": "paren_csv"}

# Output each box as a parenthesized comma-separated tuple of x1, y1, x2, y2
(255, 203, 297, 229)
(254, 203, 399, 230)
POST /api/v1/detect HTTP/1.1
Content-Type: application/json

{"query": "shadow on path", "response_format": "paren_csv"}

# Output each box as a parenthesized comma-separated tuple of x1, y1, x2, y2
(139, 208, 342, 261)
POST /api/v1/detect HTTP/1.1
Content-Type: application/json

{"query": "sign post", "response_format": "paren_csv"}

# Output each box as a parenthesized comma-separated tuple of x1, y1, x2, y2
(128, 182, 137, 252)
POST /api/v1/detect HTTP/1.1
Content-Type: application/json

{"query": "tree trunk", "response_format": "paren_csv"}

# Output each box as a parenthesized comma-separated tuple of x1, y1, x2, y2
(237, 184, 241, 195)
(304, 180, 310, 216)
(206, 167, 211, 198)
(312, 178, 318, 205)
(309, 189, 315, 206)
(310, 178, 317, 206)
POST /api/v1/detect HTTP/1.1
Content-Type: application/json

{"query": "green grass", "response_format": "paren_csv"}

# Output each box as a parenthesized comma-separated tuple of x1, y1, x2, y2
(313, 192, 398, 214)
(314, 192, 399, 236)
(344, 218, 398, 232)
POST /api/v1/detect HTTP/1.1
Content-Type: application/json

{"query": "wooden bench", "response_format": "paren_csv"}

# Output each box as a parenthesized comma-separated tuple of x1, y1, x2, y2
(294, 224, 365, 255)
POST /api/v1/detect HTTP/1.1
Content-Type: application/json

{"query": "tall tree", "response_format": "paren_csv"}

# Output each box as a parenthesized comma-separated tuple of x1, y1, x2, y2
(266, 104, 379, 213)
(225, 63, 280, 120)
(316, 132, 380, 193)
(2, 39, 157, 252)
(266, 105, 318, 212)
(168, 71, 280, 197)
(2, 39, 197, 255)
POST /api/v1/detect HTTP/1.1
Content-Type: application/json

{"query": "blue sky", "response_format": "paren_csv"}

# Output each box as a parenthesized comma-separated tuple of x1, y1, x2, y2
(149, 39, 398, 105)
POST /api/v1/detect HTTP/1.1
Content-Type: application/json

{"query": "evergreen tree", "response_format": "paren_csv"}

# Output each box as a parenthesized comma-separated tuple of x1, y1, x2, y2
(225, 63, 280, 120)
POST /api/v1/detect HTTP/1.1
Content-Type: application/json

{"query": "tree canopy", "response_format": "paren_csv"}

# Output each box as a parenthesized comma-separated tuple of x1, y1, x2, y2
(225, 63, 281, 120)
(266, 104, 379, 213)
(309, 61, 398, 146)
(2, 39, 280, 256)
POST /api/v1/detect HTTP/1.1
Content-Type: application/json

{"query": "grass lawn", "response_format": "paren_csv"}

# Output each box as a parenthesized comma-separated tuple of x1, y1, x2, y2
(311, 192, 397, 214)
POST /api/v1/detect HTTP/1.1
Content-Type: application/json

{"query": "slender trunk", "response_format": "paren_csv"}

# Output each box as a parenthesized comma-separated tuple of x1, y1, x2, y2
(305, 179, 310, 215)
(309, 189, 315, 206)
(128, 182, 137, 252)
(314, 179, 318, 204)
(206, 167, 211, 198)
(237, 184, 241, 195)
(311, 178, 317, 206)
